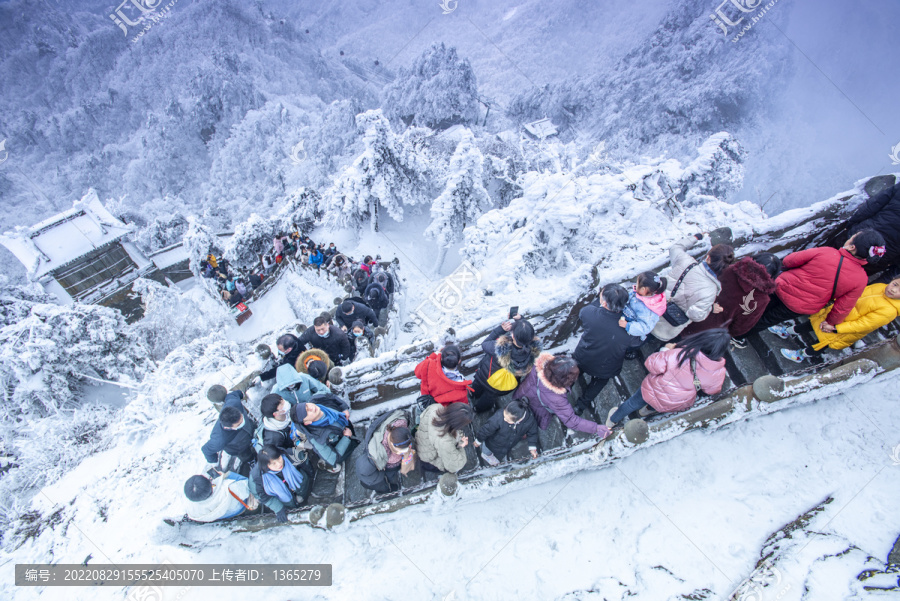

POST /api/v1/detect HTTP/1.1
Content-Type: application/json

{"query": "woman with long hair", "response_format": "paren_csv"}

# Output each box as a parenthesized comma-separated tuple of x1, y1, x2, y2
(607, 328, 730, 427)
(415, 402, 474, 473)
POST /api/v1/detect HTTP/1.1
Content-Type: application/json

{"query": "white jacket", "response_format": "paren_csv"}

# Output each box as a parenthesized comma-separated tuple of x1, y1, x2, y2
(186, 474, 251, 523)
(651, 236, 722, 341)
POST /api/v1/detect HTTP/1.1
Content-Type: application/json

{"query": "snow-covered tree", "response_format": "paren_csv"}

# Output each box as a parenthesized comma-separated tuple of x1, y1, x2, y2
(222, 213, 280, 271)
(130, 279, 231, 361)
(276, 187, 322, 234)
(382, 43, 479, 129)
(324, 110, 429, 233)
(0, 296, 149, 419)
(182, 217, 218, 276)
(425, 130, 492, 272)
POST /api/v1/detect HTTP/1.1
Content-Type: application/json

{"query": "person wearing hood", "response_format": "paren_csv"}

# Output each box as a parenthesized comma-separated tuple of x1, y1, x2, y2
(297, 316, 354, 365)
(327, 254, 353, 279)
(415, 344, 473, 406)
(355, 409, 416, 494)
(258, 334, 303, 383)
(272, 364, 329, 406)
(620, 271, 668, 340)
(248, 446, 312, 523)
(572, 284, 638, 415)
(351, 269, 370, 296)
(184, 471, 258, 523)
(364, 281, 390, 315)
(474, 399, 539, 466)
(516, 354, 611, 439)
(681, 254, 780, 340)
(607, 329, 730, 427)
(469, 316, 542, 413)
(290, 393, 357, 473)
(295, 349, 333, 384)
(775, 278, 900, 363)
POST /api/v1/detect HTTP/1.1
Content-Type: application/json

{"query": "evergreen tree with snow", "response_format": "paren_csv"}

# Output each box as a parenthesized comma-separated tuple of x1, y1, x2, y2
(382, 43, 479, 129)
(324, 110, 428, 233)
(425, 130, 492, 272)
(182, 217, 218, 276)
(0, 293, 148, 418)
(276, 187, 322, 234)
(222, 213, 280, 271)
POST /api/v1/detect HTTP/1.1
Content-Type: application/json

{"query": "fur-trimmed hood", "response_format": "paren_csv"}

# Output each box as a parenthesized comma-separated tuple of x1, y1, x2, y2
(295, 348, 333, 374)
(731, 257, 777, 295)
(494, 334, 543, 376)
(533, 352, 567, 394)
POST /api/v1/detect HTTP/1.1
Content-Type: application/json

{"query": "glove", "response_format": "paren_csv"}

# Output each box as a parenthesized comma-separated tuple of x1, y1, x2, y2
(275, 508, 288, 523)
(251, 376, 261, 387)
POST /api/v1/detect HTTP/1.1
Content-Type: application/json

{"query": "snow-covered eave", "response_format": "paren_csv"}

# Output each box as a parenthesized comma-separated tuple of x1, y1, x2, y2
(0, 190, 134, 280)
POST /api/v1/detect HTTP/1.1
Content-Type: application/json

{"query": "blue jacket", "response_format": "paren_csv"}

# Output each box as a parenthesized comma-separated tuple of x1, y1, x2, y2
(622, 289, 661, 340)
(201, 391, 258, 465)
(293, 393, 353, 467)
(272, 364, 329, 406)
(309, 251, 324, 267)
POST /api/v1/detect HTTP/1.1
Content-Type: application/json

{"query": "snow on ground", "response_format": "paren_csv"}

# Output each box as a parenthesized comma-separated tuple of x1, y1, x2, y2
(4, 358, 899, 600)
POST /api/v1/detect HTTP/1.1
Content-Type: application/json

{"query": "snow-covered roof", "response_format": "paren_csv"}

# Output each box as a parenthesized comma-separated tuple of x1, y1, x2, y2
(523, 118, 558, 139)
(0, 190, 133, 280)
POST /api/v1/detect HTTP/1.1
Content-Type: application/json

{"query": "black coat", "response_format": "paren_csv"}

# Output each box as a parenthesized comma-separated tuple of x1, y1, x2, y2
(201, 391, 258, 465)
(847, 183, 900, 264)
(572, 301, 638, 379)
(364, 283, 389, 314)
(298, 325, 353, 365)
(260, 335, 302, 381)
(262, 423, 294, 452)
(473, 325, 542, 393)
(475, 406, 539, 459)
(352, 270, 370, 295)
(335, 300, 379, 330)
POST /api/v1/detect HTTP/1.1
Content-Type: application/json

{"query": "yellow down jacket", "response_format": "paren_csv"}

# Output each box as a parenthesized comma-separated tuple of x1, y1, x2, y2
(810, 283, 900, 350)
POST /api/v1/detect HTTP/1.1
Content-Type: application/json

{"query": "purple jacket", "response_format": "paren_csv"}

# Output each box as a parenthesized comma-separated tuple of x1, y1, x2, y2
(514, 354, 610, 437)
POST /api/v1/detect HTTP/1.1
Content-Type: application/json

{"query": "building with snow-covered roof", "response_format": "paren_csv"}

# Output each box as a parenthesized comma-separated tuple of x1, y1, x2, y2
(0, 190, 155, 307)
(523, 118, 559, 140)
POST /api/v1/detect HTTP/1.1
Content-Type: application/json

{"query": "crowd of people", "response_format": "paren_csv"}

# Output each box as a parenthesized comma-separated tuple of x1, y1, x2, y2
(184, 184, 900, 523)
(199, 254, 266, 307)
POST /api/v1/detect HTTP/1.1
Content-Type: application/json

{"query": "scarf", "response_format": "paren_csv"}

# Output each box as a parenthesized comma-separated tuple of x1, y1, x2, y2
(310, 403, 349, 428)
(261, 460, 305, 503)
(381, 419, 408, 468)
(263, 416, 291, 431)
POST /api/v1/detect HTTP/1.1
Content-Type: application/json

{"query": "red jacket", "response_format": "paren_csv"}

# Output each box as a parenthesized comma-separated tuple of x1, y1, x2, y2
(775, 247, 868, 325)
(414, 352, 472, 406)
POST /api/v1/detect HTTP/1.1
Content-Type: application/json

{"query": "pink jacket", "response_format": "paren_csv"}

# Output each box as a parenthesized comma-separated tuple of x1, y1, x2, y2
(641, 349, 726, 413)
